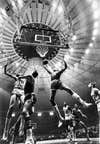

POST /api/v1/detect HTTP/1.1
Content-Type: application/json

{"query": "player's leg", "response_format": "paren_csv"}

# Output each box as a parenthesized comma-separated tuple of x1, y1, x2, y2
(21, 93, 37, 135)
(22, 94, 37, 144)
(18, 115, 25, 136)
(79, 121, 90, 140)
(50, 89, 64, 128)
(2, 94, 17, 141)
(10, 116, 21, 144)
(22, 100, 33, 144)
(61, 83, 92, 107)
(67, 119, 74, 140)
(73, 120, 77, 139)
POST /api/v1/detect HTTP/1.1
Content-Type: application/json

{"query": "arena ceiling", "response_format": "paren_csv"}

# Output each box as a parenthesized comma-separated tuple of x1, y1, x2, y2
(0, 0, 100, 126)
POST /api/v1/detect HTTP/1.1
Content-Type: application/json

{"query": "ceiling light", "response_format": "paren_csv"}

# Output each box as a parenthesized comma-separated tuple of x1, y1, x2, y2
(55, 62, 62, 69)
(0, 8, 7, 17)
(64, 54, 70, 61)
(94, 21, 99, 28)
(37, 112, 42, 117)
(92, 1, 98, 10)
(92, 36, 96, 41)
(0, 42, 3, 46)
(93, 10, 100, 19)
(0, 15, 3, 23)
(17, 0, 24, 9)
(49, 111, 54, 116)
(0, 65, 3, 68)
(15, 62, 20, 67)
(10, 0, 17, 11)
(52, 1, 57, 8)
(69, 48, 74, 53)
(58, 5, 63, 14)
(89, 43, 93, 47)
(85, 49, 90, 54)
(52, 1, 57, 11)
(72, 35, 77, 41)
(88, 0, 92, 2)
(92, 28, 98, 36)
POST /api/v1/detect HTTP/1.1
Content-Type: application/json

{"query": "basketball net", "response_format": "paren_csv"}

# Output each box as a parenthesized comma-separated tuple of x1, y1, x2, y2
(36, 42, 49, 58)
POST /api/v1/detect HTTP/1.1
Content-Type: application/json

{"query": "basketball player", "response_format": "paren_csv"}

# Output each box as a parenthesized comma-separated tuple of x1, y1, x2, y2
(18, 70, 38, 144)
(72, 104, 90, 141)
(8, 71, 38, 144)
(88, 82, 100, 104)
(2, 63, 24, 142)
(43, 59, 92, 111)
(54, 102, 74, 141)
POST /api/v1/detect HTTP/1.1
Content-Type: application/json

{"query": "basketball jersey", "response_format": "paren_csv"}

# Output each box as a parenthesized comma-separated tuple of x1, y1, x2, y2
(12, 79, 24, 96)
(63, 106, 73, 120)
(91, 87, 100, 104)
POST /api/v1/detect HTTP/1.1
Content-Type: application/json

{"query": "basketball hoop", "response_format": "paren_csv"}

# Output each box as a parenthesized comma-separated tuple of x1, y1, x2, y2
(36, 42, 49, 58)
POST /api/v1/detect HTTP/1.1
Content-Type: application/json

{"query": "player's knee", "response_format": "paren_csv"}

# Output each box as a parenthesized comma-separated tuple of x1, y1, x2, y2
(62, 84, 74, 95)
(49, 97, 56, 106)
(6, 106, 14, 119)
(72, 93, 80, 99)
(22, 108, 28, 117)
(66, 88, 74, 95)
